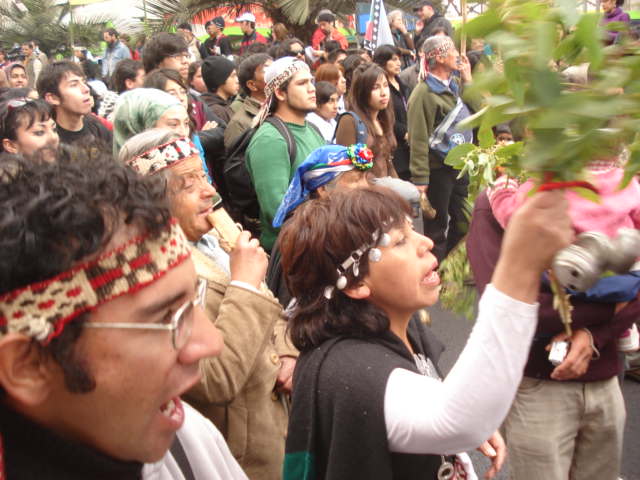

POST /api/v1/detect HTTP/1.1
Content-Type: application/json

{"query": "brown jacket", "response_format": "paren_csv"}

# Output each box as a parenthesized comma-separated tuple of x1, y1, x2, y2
(185, 246, 298, 480)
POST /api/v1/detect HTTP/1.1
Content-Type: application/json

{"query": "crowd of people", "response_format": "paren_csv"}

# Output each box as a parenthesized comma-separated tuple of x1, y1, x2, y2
(0, 1, 638, 479)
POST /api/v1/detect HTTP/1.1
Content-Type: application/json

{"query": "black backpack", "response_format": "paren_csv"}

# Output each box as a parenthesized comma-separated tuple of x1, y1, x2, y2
(223, 116, 298, 226)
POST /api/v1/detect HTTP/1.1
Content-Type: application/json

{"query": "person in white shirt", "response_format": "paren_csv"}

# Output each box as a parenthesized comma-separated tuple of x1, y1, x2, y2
(305, 81, 338, 142)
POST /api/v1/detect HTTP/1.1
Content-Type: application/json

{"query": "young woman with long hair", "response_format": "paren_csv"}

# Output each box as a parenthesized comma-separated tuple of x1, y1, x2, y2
(374, 45, 411, 181)
(279, 186, 573, 480)
(334, 63, 397, 177)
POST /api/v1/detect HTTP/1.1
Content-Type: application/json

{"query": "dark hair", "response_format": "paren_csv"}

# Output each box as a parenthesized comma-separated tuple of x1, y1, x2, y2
(111, 58, 143, 93)
(177, 22, 192, 32)
(143, 68, 194, 134)
(327, 49, 346, 64)
(323, 40, 341, 54)
(315, 80, 337, 106)
(238, 53, 271, 96)
(0, 98, 52, 147)
(0, 87, 35, 102)
(342, 54, 367, 91)
(0, 151, 171, 392)
(142, 32, 188, 73)
(277, 38, 305, 59)
(279, 187, 411, 351)
(372, 45, 402, 70)
(103, 27, 119, 37)
(80, 59, 101, 81)
(188, 60, 202, 86)
(347, 63, 397, 161)
(36, 61, 85, 99)
(244, 42, 268, 56)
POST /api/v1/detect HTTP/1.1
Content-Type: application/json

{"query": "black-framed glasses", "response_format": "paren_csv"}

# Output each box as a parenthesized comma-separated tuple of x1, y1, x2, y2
(84, 278, 207, 350)
(167, 52, 190, 61)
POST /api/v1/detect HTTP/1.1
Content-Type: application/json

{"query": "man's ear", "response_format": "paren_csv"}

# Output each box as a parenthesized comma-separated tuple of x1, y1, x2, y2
(246, 79, 258, 93)
(2, 138, 19, 154)
(274, 86, 287, 103)
(0, 334, 53, 407)
(342, 281, 371, 300)
(124, 78, 135, 90)
(43, 92, 61, 107)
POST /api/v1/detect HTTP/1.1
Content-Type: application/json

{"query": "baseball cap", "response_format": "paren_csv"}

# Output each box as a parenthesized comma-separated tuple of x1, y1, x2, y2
(236, 12, 256, 23)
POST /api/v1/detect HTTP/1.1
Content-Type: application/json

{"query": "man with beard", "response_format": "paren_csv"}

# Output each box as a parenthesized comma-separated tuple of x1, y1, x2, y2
(37, 61, 112, 150)
(246, 57, 326, 251)
(101, 28, 132, 82)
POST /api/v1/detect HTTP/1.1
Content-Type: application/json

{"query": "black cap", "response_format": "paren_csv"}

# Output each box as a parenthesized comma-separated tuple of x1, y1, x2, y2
(413, 1, 435, 11)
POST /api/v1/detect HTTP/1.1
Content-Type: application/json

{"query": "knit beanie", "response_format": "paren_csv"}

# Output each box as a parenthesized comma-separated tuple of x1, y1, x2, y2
(202, 56, 235, 93)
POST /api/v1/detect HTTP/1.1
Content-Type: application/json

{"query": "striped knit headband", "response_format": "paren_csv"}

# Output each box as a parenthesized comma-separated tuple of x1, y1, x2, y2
(0, 219, 191, 345)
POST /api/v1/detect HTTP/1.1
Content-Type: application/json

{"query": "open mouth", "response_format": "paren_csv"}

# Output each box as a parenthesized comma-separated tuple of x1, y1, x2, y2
(160, 396, 185, 427)
(421, 262, 440, 287)
(199, 205, 213, 216)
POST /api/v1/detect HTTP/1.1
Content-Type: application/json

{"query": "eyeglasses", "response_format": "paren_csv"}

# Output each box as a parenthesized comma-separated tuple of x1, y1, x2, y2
(167, 52, 190, 61)
(84, 278, 207, 350)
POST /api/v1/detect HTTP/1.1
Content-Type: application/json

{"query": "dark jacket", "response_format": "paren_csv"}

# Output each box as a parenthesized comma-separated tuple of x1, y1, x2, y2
(200, 92, 234, 124)
(390, 77, 411, 180)
(466, 191, 639, 381)
(200, 35, 233, 58)
(414, 13, 454, 47)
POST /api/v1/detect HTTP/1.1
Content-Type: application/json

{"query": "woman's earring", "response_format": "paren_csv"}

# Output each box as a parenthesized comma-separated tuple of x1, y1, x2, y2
(369, 248, 382, 262)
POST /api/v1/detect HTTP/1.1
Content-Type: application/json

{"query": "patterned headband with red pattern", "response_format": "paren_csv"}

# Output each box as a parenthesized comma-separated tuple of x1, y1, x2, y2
(127, 137, 200, 176)
(0, 219, 191, 345)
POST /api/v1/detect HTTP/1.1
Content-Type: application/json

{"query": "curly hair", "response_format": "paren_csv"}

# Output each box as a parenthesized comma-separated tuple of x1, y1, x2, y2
(0, 149, 171, 392)
(278, 187, 411, 352)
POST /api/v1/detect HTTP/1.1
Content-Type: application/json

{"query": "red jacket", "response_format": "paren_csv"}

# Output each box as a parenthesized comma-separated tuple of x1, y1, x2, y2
(311, 28, 348, 50)
(239, 31, 268, 55)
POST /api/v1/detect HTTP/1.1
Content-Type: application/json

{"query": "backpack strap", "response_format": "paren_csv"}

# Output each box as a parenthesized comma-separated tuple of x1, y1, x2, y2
(333, 111, 368, 145)
(170, 435, 196, 480)
(265, 116, 297, 165)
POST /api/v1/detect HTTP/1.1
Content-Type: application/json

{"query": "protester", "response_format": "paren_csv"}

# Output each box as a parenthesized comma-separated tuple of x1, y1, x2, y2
(0, 98, 58, 161)
(101, 28, 132, 82)
(143, 32, 190, 81)
(0, 49, 8, 69)
(374, 45, 411, 180)
(601, 0, 631, 44)
(120, 130, 297, 480)
(388, 10, 416, 69)
(335, 63, 397, 178)
(305, 81, 338, 142)
(224, 53, 272, 149)
(98, 59, 144, 120)
(38, 60, 112, 149)
(200, 17, 233, 59)
(247, 57, 325, 251)
(468, 183, 636, 480)
(0, 152, 248, 479)
(413, 0, 454, 46)
(276, 37, 307, 61)
(407, 35, 474, 261)
(112, 87, 188, 153)
(4, 63, 28, 89)
(119, 33, 140, 60)
(341, 53, 367, 92)
(311, 11, 349, 50)
(21, 41, 43, 88)
(200, 55, 239, 123)
(177, 22, 202, 62)
(271, 23, 290, 47)
(237, 12, 269, 56)
(314, 63, 346, 113)
(188, 60, 206, 96)
(280, 186, 572, 479)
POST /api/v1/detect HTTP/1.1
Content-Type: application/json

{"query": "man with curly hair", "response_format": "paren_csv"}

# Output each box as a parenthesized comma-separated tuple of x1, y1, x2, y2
(0, 152, 247, 479)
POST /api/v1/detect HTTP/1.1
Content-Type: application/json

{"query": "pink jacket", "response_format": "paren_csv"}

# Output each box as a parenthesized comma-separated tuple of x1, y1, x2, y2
(489, 167, 640, 236)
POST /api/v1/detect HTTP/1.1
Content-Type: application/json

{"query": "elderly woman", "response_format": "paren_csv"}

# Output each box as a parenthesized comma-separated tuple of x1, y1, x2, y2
(112, 88, 189, 155)
(120, 130, 296, 480)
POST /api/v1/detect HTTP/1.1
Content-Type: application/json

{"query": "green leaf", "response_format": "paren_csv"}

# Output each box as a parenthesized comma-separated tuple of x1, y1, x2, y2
(463, 8, 503, 38)
(571, 186, 601, 204)
(445, 143, 476, 169)
(478, 122, 495, 149)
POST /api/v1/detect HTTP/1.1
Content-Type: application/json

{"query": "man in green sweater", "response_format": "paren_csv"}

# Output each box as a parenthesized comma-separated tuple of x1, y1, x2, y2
(247, 57, 326, 250)
(407, 35, 473, 261)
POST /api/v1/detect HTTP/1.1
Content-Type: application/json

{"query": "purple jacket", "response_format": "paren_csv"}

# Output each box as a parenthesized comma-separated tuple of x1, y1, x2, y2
(466, 191, 638, 382)
(602, 7, 631, 43)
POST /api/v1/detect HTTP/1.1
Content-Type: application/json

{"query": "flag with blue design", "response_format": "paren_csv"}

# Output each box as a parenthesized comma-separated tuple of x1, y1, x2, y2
(363, 0, 395, 52)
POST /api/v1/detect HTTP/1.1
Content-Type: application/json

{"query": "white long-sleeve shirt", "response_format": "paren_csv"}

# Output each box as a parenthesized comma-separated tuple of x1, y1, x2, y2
(385, 284, 539, 454)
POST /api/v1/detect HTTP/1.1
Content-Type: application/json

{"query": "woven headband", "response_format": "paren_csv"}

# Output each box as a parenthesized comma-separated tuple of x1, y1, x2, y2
(127, 137, 200, 176)
(0, 219, 191, 344)
(253, 60, 310, 127)
(419, 38, 455, 81)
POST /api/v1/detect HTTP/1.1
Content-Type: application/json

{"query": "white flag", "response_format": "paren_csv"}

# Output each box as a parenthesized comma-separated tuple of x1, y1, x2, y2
(363, 0, 395, 51)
